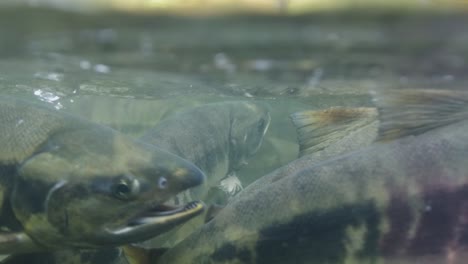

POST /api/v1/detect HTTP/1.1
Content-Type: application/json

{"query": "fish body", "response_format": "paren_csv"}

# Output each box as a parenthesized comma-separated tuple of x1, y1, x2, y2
(0, 97, 205, 255)
(157, 89, 468, 264)
(140, 101, 271, 204)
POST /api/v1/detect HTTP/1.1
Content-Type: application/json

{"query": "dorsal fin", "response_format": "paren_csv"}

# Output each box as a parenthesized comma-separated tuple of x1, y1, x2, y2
(290, 107, 377, 157)
(372, 89, 468, 141)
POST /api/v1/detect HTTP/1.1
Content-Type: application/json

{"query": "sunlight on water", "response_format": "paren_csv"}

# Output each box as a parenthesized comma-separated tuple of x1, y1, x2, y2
(33, 88, 63, 109)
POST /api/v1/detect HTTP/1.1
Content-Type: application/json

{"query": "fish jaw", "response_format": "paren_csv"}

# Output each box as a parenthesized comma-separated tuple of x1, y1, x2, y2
(99, 201, 205, 244)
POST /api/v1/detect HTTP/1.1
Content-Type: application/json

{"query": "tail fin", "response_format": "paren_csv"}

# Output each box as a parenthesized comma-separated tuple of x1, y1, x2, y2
(372, 89, 468, 141)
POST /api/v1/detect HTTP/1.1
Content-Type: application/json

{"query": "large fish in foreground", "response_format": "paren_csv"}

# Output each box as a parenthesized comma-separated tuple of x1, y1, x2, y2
(156, 89, 468, 264)
(0, 97, 205, 256)
(7, 100, 271, 264)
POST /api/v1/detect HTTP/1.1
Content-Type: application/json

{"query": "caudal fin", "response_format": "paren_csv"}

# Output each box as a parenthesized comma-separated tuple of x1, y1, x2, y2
(372, 89, 468, 141)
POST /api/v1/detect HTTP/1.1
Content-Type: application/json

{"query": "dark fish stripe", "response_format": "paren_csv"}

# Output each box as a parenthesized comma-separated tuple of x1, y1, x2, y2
(380, 185, 414, 256)
(253, 201, 381, 264)
(408, 185, 468, 255)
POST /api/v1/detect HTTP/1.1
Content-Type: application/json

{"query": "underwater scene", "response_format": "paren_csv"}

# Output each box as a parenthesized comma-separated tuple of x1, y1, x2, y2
(1, 1, 468, 263)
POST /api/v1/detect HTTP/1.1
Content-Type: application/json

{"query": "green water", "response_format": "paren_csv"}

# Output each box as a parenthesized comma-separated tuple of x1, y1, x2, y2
(1, 7, 468, 263)
(3, 9, 466, 183)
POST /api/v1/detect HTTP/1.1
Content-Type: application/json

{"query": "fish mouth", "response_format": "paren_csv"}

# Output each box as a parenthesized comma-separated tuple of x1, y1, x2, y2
(129, 201, 204, 225)
(104, 201, 205, 243)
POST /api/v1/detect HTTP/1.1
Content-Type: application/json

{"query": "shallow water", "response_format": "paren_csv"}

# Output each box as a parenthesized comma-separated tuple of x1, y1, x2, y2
(1, 7, 468, 264)
(3, 9, 466, 181)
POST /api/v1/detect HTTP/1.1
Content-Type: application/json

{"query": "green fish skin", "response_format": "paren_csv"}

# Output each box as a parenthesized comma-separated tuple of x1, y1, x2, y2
(157, 89, 468, 264)
(0, 97, 205, 255)
(140, 101, 271, 205)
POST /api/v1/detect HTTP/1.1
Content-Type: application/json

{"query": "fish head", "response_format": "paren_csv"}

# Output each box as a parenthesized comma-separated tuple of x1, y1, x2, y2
(11, 126, 205, 250)
(229, 101, 271, 171)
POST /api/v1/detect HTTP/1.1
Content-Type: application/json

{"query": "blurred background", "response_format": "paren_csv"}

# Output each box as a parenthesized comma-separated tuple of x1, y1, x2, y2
(3, 0, 468, 14)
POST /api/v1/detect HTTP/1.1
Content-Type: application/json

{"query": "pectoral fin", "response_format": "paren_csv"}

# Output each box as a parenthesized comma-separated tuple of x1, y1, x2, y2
(290, 107, 377, 157)
(218, 173, 243, 196)
(372, 89, 468, 141)
(0, 231, 44, 254)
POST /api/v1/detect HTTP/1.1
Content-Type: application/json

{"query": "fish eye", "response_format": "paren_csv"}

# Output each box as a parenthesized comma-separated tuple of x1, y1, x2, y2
(112, 177, 139, 201)
(158, 177, 168, 189)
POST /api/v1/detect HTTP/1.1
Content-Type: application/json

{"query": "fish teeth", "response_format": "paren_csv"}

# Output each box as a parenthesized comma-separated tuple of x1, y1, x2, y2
(184, 201, 198, 210)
